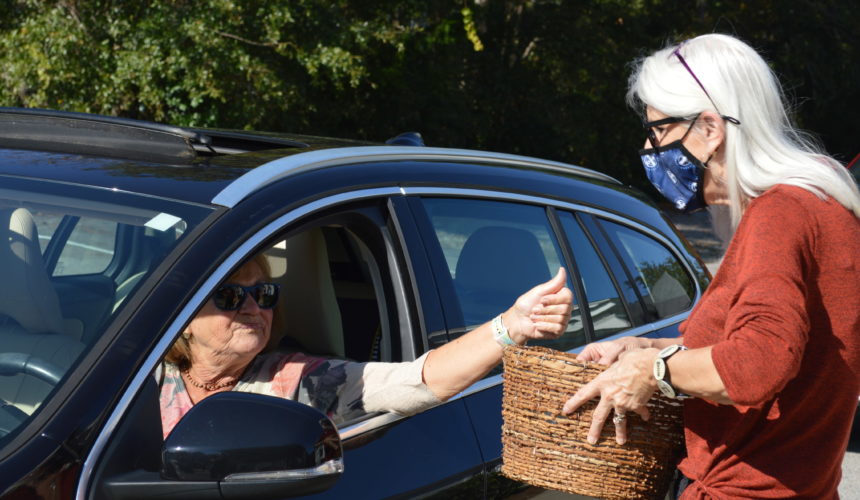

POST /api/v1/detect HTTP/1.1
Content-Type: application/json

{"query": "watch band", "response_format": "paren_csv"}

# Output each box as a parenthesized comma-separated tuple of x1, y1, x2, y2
(492, 314, 516, 346)
(653, 344, 690, 399)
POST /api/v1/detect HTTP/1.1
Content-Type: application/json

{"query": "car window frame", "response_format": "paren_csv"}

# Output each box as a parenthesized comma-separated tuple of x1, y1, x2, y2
(265, 201, 406, 363)
(578, 212, 651, 325)
(552, 208, 634, 341)
(397, 186, 703, 401)
(78, 187, 416, 498)
(593, 214, 699, 322)
(406, 195, 587, 346)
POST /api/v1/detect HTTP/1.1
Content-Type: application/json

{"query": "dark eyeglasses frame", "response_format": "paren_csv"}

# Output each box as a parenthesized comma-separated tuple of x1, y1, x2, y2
(643, 115, 700, 150)
(212, 283, 280, 311)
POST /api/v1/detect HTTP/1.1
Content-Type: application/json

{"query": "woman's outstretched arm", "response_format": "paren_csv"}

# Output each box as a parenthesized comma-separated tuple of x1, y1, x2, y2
(422, 268, 573, 401)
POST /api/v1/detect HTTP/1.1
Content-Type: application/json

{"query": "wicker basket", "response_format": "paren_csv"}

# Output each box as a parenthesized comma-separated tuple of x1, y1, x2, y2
(501, 345, 684, 500)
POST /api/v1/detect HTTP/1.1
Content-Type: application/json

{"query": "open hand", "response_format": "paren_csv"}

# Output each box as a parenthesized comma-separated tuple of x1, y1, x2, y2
(561, 348, 659, 445)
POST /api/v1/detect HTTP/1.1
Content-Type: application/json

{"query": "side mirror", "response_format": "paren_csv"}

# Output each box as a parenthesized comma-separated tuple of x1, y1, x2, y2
(105, 392, 343, 500)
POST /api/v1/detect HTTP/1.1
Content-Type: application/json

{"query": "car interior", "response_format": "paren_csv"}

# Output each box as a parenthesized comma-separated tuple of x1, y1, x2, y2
(0, 208, 85, 420)
(264, 224, 388, 363)
(0, 198, 189, 431)
(453, 225, 552, 326)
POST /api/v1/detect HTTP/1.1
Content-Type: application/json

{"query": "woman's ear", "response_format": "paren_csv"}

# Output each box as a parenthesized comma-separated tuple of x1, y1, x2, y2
(699, 110, 726, 155)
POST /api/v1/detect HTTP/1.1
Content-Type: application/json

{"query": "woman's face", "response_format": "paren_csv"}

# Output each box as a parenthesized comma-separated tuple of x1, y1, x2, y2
(184, 260, 274, 366)
(644, 107, 729, 206)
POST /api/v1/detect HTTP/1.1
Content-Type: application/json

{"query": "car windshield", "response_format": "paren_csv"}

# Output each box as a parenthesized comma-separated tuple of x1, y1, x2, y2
(0, 177, 211, 441)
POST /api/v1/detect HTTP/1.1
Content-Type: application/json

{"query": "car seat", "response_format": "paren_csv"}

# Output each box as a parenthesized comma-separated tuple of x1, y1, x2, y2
(0, 208, 84, 415)
(454, 226, 551, 325)
(267, 229, 345, 358)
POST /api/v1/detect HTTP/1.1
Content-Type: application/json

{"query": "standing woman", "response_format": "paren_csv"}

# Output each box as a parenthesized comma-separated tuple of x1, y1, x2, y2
(562, 34, 860, 498)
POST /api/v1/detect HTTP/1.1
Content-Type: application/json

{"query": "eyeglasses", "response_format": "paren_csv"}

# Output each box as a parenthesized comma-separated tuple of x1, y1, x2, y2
(671, 42, 741, 126)
(643, 114, 699, 150)
(212, 283, 280, 311)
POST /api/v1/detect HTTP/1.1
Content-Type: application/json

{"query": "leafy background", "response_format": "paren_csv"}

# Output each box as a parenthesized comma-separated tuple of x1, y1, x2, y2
(1, 0, 858, 191)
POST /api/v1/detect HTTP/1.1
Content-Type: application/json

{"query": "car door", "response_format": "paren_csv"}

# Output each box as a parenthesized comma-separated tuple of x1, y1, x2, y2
(87, 193, 488, 499)
(272, 200, 487, 499)
(404, 193, 700, 497)
(404, 194, 581, 497)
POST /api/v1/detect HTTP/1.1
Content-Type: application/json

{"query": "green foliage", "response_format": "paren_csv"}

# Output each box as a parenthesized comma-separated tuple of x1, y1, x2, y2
(1, 0, 858, 191)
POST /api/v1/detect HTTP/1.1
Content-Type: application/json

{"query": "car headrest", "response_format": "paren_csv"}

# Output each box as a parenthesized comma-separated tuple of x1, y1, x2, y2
(271, 229, 345, 358)
(0, 208, 67, 334)
(454, 226, 551, 318)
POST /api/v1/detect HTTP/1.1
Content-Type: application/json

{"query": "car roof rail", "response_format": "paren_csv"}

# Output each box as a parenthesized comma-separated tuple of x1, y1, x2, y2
(213, 145, 622, 207)
(0, 107, 307, 162)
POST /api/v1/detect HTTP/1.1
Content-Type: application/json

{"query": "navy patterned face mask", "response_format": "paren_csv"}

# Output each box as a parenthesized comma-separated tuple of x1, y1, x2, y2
(639, 140, 707, 212)
(638, 112, 709, 212)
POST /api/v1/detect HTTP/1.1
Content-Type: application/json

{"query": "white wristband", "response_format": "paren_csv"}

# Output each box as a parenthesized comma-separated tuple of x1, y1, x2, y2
(492, 314, 516, 347)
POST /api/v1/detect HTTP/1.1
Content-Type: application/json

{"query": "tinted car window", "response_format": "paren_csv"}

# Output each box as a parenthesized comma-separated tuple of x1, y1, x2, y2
(600, 219, 695, 319)
(54, 216, 118, 276)
(559, 212, 632, 340)
(0, 182, 209, 442)
(420, 198, 584, 351)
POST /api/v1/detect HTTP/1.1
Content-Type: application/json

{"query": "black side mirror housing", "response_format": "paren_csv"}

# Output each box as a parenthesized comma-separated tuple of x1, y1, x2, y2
(163, 392, 341, 481)
(104, 392, 343, 500)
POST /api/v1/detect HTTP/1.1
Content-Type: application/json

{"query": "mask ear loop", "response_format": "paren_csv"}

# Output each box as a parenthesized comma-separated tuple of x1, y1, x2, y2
(703, 152, 714, 169)
(686, 114, 720, 169)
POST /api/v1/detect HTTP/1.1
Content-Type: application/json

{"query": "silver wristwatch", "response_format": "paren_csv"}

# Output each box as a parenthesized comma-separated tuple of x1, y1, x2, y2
(653, 344, 690, 399)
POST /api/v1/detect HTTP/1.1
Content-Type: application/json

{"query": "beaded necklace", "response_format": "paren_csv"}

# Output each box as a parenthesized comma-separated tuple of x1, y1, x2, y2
(182, 369, 238, 391)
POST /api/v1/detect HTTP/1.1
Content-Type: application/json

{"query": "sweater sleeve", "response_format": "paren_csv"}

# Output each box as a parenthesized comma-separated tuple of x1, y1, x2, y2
(711, 190, 814, 406)
(294, 352, 440, 425)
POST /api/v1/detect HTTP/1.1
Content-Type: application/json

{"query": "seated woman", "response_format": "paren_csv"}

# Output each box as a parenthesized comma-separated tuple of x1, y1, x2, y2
(159, 254, 572, 438)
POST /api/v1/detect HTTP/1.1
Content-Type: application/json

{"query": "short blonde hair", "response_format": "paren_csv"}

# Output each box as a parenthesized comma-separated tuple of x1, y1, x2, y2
(165, 253, 274, 370)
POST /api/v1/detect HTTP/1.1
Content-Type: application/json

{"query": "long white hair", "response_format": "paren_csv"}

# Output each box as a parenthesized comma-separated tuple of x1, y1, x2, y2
(627, 33, 860, 229)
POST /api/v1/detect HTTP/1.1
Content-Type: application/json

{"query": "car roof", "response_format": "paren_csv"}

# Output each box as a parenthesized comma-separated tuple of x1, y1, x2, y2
(0, 107, 622, 207)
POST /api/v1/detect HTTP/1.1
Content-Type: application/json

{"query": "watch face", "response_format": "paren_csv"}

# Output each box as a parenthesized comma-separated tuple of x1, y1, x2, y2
(657, 379, 677, 399)
(653, 358, 667, 380)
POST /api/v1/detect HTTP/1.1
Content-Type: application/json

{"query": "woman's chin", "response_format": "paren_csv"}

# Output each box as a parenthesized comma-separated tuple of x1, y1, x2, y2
(231, 327, 270, 354)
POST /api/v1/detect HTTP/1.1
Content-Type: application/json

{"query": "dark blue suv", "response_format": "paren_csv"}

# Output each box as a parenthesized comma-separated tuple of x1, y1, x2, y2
(0, 108, 709, 499)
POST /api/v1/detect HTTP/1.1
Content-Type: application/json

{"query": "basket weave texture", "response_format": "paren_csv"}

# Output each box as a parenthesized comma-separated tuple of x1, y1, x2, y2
(501, 345, 684, 500)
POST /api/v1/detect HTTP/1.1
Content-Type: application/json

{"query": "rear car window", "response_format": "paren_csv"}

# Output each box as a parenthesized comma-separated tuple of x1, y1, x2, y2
(599, 219, 695, 319)
(420, 197, 585, 352)
(559, 212, 632, 340)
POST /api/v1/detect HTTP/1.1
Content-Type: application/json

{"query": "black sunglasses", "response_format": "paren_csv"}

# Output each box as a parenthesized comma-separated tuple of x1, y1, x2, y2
(643, 114, 700, 150)
(212, 283, 280, 311)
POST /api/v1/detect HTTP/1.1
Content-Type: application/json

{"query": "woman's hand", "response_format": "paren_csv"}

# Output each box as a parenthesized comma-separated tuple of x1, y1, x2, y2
(504, 267, 573, 344)
(576, 336, 654, 365)
(422, 268, 572, 401)
(561, 348, 659, 445)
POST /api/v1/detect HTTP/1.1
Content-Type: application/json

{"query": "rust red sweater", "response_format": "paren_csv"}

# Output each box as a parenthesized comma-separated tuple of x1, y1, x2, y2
(678, 185, 860, 499)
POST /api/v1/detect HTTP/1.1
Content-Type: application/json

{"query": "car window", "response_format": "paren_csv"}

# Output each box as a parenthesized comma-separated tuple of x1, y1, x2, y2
(265, 223, 392, 363)
(33, 211, 61, 253)
(559, 212, 632, 340)
(599, 219, 695, 319)
(420, 198, 584, 352)
(54, 217, 118, 276)
(155, 205, 399, 440)
(0, 182, 208, 443)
